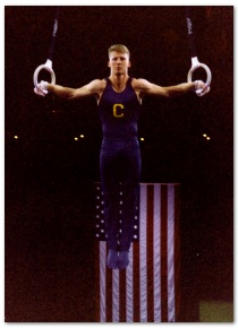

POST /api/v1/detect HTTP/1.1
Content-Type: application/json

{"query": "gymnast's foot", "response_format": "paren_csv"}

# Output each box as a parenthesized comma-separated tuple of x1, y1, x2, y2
(117, 251, 129, 270)
(106, 249, 118, 269)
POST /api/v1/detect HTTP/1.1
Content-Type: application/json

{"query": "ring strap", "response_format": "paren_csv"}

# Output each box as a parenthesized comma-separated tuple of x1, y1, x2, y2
(185, 7, 197, 58)
(48, 7, 60, 61)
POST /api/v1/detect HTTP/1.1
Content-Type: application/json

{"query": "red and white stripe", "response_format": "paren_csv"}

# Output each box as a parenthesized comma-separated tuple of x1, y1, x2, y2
(95, 183, 180, 322)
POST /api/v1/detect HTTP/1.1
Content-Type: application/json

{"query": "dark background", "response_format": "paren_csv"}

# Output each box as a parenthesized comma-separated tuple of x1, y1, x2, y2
(5, 6, 233, 322)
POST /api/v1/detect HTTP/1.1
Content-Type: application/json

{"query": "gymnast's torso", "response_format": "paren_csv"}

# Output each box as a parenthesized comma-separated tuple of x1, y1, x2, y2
(98, 77, 142, 139)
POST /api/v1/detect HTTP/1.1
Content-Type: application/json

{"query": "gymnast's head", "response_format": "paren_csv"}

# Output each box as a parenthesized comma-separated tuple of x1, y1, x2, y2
(108, 44, 131, 75)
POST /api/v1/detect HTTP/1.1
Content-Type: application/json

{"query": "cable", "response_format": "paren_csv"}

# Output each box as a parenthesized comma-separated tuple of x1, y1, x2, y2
(33, 7, 60, 87)
(185, 7, 212, 96)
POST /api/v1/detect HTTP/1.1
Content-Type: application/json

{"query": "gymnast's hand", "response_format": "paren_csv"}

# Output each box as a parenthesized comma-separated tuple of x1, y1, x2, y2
(194, 80, 211, 97)
(34, 80, 49, 97)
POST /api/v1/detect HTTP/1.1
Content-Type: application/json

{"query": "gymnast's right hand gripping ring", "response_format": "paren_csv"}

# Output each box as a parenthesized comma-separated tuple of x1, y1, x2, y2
(187, 56, 212, 96)
(33, 59, 56, 87)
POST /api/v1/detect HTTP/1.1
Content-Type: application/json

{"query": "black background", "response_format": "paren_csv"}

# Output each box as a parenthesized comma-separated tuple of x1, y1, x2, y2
(5, 6, 233, 322)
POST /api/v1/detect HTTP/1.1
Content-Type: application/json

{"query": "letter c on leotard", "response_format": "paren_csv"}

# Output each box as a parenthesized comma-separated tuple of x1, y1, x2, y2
(113, 104, 125, 118)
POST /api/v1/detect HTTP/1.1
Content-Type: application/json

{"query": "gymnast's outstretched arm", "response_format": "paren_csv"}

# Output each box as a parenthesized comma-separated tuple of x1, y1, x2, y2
(34, 79, 105, 100)
(132, 78, 210, 99)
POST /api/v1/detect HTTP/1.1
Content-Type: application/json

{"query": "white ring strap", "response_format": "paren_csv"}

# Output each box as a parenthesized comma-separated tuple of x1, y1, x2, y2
(33, 59, 56, 87)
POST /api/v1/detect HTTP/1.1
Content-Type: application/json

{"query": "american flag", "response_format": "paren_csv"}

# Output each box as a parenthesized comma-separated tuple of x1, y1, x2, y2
(95, 183, 180, 322)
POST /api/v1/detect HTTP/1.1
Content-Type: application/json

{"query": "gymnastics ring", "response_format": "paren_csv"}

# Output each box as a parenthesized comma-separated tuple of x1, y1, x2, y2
(187, 56, 212, 96)
(33, 59, 56, 87)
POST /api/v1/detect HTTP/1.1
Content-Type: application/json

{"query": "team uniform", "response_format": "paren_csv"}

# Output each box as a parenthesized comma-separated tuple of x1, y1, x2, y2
(98, 77, 142, 251)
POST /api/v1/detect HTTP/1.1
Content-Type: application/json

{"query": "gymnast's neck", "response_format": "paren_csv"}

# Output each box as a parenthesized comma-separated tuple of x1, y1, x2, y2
(108, 73, 130, 90)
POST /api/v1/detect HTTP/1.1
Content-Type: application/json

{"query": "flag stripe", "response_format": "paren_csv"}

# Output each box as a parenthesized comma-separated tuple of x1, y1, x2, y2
(139, 184, 147, 322)
(119, 269, 126, 321)
(147, 185, 154, 322)
(174, 185, 181, 320)
(95, 241, 100, 322)
(126, 243, 134, 322)
(161, 184, 168, 322)
(153, 184, 161, 322)
(167, 184, 175, 322)
(133, 240, 140, 322)
(106, 245, 112, 322)
(112, 269, 119, 322)
(99, 241, 106, 322)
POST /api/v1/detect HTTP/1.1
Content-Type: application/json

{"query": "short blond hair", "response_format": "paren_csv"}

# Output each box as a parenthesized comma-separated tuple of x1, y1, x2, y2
(108, 44, 130, 58)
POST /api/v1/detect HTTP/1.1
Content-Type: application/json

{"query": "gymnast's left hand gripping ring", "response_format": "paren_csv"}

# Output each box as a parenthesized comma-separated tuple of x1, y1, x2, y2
(33, 59, 56, 87)
(187, 56, 212, 96)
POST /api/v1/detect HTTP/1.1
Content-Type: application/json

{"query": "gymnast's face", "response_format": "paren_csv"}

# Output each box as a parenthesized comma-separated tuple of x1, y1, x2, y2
(108, 51, 131, 76)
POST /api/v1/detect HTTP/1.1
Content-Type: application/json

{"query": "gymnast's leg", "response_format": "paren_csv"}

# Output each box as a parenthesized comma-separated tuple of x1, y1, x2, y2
(99, 140, 120, 269)
(118, 139, 141, 269)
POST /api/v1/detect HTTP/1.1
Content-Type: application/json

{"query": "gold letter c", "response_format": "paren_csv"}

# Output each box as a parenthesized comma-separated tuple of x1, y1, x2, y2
(113, 103, 125, 118)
